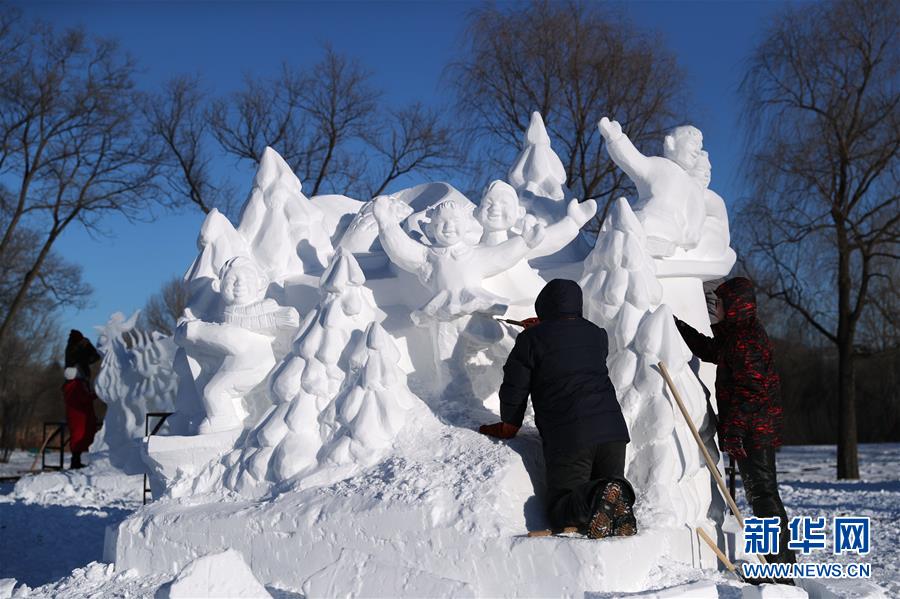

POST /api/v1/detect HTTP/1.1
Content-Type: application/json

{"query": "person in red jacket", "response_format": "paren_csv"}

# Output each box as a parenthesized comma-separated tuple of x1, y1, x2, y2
(62, 367, 98, 469)
(674, 277, 796, 566)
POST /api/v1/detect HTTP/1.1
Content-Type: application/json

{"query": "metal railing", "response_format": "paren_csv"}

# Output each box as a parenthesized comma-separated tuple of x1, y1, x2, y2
(41, 422, 68, 471)
(142, 411, 174, 505)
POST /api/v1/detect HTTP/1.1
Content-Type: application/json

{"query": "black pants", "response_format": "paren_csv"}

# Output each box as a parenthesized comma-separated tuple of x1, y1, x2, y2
(736, 446, 797, 564)
(545, 441, 627, 529)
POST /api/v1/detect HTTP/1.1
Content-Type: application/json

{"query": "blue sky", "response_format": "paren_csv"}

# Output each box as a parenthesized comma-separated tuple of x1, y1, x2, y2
(14, 0, 791, 341)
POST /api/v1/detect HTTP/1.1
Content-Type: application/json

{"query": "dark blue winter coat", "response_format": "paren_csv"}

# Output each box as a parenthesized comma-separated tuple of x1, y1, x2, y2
(499, 279, 630, 454)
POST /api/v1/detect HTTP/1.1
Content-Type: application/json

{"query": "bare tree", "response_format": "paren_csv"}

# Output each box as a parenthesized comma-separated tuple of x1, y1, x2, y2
(139, 275, 188, 336)
(203, 47, 458, 200)
(0, 23, 162, 346)
(208, 49, 377, 197)
(364, 103, 459, 197)
(737, 0, 899, 478)
(145, 75, 236, 216)
(450, 0, 686, 224)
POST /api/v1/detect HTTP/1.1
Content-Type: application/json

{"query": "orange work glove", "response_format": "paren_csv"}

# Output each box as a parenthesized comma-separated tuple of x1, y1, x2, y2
(479, 422, 520, 439)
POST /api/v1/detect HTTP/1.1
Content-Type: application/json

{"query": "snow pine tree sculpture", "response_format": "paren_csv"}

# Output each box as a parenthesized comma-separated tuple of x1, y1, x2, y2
(91, 311, 178, 472)
(507, 112, 570, 224)
(310, 321, 422, 485)
(581, 198, 716, 527)
(222, 248, 377, 494)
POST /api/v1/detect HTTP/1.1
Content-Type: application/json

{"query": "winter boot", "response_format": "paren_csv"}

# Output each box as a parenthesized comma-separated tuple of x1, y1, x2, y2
(610, 477, 637, 536)
(587, 480, 625, 539)
(70, 452, 84, 469)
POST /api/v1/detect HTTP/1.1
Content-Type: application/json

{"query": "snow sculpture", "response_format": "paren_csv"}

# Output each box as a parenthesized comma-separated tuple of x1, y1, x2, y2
(237, 147, 332, 281)
(598, 117, 707, 258)
(338, 196, 414, 254)
(581, 198, 715, 527)
(687, 150, 734, 264)
(175, 256, 300, 434)
(223, 248, 379, 493)
(315, 321, 421, 479)
(90, 311, 177, 472)
(507, 111, 569, 224)
(373, 194, 545, 325)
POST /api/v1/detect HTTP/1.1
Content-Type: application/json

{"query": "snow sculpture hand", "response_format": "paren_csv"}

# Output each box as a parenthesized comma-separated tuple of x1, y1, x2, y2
(521, 221, 545, 249)
(275, 306, 301, 329)
(566, 198, 598, 228)
(598, 117, 623, 143)
(372, 195, 407, 226)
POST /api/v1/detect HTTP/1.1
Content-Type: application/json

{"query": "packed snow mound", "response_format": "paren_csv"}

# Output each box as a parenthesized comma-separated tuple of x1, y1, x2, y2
(237, 146, 333, 280)
(160, 549, 270, 599)
(581, 197, 714, 527)
(507, 111, 569, 223)
(90, 311, 177, 473)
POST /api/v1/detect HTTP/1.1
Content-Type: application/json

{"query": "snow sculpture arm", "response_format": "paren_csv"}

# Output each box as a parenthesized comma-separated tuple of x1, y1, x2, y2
(372, 196, 428, 275)
(476, 222, 545, 278)
(599, 117, 653, 184)
(499, 331, 535, 427)
(223, 299, 300, 332)
(673, 317, 720, 363)
(530, 198, 597, 258)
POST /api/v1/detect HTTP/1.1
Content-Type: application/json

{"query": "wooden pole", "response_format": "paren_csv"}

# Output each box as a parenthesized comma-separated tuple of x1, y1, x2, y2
(697, 527, 744, 582)
(658, 361, 770, 567)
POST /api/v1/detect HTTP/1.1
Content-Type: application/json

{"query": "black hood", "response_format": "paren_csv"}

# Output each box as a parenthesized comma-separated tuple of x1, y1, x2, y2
(715, 277, 757, 322)
(535, 279, 583, 320)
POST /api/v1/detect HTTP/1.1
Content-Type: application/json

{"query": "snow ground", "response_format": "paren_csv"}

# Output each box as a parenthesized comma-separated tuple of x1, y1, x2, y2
(0, 444, 897, 598)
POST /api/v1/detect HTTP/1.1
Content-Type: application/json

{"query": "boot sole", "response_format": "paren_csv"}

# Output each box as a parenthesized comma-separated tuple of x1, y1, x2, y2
(587, 482, 623, 539)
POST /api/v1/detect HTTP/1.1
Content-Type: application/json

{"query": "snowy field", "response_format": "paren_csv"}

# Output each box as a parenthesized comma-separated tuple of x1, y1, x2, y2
(1, 444, 897, 597)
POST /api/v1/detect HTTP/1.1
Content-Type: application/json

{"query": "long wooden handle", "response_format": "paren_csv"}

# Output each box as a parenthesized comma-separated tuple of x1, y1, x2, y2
(658, 361, 770, 568)
(697, 527, 743, 580)
(658, 361, 743, 525)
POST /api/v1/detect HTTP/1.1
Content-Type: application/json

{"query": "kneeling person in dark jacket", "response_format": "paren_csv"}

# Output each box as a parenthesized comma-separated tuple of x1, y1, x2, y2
(479, 279, 636, 538)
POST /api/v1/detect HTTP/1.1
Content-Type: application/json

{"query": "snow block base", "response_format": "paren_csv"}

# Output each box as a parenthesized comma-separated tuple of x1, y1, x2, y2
(116, 425, 717, 597)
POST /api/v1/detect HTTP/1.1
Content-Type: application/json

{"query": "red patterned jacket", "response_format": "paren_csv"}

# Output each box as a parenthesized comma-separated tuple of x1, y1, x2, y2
(674, 277, 783, 449)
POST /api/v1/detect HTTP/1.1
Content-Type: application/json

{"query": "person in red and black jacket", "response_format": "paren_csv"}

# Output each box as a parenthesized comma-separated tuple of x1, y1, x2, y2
(675, 277, 796, 565)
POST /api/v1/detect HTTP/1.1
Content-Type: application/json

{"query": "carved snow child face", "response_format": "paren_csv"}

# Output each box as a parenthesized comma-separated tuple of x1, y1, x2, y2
(425, 200, 478, 247)
(476, 181, 525, 233)
(688, 150, 712, 189)
(664, 125, 704, 171)
(216, 257, 268, 307)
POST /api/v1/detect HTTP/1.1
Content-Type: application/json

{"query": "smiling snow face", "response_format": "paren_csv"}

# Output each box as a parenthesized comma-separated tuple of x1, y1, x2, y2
(476, 180, 524, 233)
(217, 257, 268, 307)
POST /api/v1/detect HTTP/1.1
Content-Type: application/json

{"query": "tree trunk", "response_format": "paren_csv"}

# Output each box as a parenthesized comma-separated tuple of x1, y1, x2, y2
(835, 231, 859, 479)
(836, 345, 859, 479)
(0, 230, 60, 346)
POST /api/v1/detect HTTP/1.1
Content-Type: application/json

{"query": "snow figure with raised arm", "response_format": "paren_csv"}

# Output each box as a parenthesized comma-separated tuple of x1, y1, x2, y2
(476, 179, 596, 317)
(598, 117, 707, 257)
(580, 197, 717, 529)
(90, 311, 178, 472)
(373, 194, 545, 325)
(175, 256, 300, 434)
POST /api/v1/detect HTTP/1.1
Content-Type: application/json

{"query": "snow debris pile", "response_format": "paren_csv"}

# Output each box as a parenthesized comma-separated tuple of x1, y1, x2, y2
(159, 550, 270, 599)
(581, 197, 714, 527)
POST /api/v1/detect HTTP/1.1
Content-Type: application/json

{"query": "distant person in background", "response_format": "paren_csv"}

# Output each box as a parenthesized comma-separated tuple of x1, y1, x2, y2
(65, 329, 101, 381)
(63, 330, 101, 469)
(62, 367, 98, 469)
